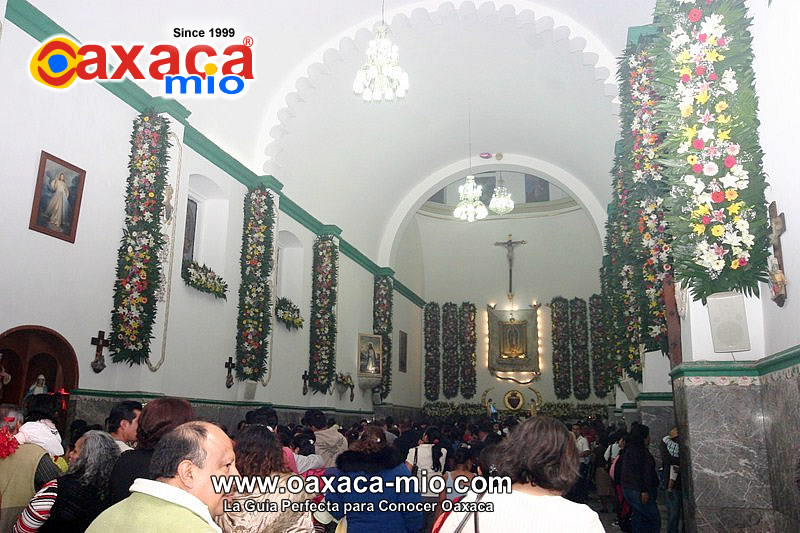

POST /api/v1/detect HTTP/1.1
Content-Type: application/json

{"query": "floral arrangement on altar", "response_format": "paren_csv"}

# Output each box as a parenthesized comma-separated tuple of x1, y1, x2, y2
(308, 235, 338, 393)
(335, 372, 355, 401)
(537, 402, 607, 421)
(275, 297, 303, 330)
(441, 303, 460, 399)
(422, 401, 484, 419)
(110, 111, 171, 366)
(655, 0, 769, 301)
(182, 260, 227, 299)
(424, 303, 441, 401)
(235, 187, 275, 380)
(589, 294, 612, 398)
(459, 302, 477, 399)
(373, 275, 393, 399)
(569, 298, 591, 400)
(551, 297, 571, 399)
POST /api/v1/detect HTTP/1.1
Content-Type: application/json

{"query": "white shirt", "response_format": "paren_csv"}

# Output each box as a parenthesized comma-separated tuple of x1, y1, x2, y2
(294, 452, 325, 474)
(116, 439, 133, 452)
(129, 478, 221, 533)
(575, 435, 590, 464)
(406, 444, 448, 498)
(438, 489, 604, 533)
(605, 442, 621, 462)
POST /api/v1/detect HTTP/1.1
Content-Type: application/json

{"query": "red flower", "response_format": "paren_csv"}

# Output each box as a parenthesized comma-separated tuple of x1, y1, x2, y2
(693, 138, 705, 150)
(692, 163, 703, 173)
(702, 215, 712, 224)
(718, 38, 726, 46)
(711, 191, 725, 203)
(724, 156, 737, 168)
(739, 257, 748, 267)
(695, 66, 706, 76)
(709, 72, 718, 81)
(681, 74, 690, 83)
(699, 33, 707, 43)
(689, 9, 702, 22)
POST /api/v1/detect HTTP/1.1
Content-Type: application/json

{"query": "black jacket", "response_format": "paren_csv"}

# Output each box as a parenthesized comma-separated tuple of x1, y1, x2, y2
(108, 448, 154, 504)
(619, 445, 659, 492)
(40, 474, 111, 533)
(335, 446, 406, 473)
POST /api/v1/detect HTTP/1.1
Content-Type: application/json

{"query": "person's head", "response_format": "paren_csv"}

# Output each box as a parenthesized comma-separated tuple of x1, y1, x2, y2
(451, 447, 473, 472)
(108, 400, 143, 443)
(67, 430, 120, 498)
(385, 416, 394, 428)
(495, 416, 579, 494)
(400, 417, 412, 432)
(234, 424, 287, 477)
(327, 417, 336, 428)
(136, 397, 195, 450)
(67, 421, 102, 462)
(478, 420, 492, 439)
(629, 423, 650, 447)
(422, 426, 444, 472)
(150, 421, 236, 517)
(35, 374, 46, 387)
(24, 394, 57, 423)
(350, 424, 387, 454)
(618, 433, 629, 450)
(668, 427, 679, 441)
(275, 425, 292, 447)
(245, 406, 278, 429)
(291, 431, 316, 456)
(306, 409, 327, 431)
(477, 444, 499, 478)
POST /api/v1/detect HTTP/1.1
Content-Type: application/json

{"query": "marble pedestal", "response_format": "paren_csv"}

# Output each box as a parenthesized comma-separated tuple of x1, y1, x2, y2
(637, 393, 675, 470)
(671, 347, 800, 532)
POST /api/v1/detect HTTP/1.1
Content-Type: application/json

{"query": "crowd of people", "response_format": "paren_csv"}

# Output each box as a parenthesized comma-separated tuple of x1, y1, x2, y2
(0, 394, 682, 533)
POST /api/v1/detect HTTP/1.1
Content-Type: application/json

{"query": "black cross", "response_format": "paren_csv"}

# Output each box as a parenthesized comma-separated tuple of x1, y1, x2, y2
(302, 370, 309, 396)
(90, 330, 110, 373)
(225, 357, 235, 389)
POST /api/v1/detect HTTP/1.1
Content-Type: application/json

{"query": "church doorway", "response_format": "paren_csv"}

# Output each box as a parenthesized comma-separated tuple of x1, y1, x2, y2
(0, 325, 79, 407)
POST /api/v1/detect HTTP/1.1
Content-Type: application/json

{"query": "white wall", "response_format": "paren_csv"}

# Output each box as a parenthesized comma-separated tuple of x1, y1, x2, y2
(749, 0, 800, 356)
(410, 206, 607, 406)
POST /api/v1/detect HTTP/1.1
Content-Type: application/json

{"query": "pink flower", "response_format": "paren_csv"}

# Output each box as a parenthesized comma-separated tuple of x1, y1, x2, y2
(739, 257, 748, 266)
(699, 33, 707, 43)
(709, 72, 718, 81)
(711, 191, 725, 203)
(724, 156, 737, 168)
(693, 163, 703, 173)
(728, 144, 740, 156)
(689, 9, 703, 22)
(693, 138, 705, 150)
(718, 38, 726, 47)
(681, 74, 691, 83)
(702, 215, 712, 224)
(713, 209, 725, 222)
(696, 65, 706, 76)
(707, 146, 718, 158)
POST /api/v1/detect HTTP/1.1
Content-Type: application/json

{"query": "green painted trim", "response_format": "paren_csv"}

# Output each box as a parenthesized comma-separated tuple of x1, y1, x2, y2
(669, 344, 800, 380)
(150, 97, 192, 126)
(621, 402, 637, 410)
(257, 175, 284, 192)
(5, 0, 76, 41)
(340, 238, 379, 274)
(636, 392, 673, 402)
(376, 267, 395, 277)
(183, 126, 258, 188)
(627, 24, 660, 46)
(393, 278, 426, 309)
(754, 343, 800, 376)
(97, 80, 154, 114)
(70, 388, 377, 414)
(320, 225, 342, 237)
(277, 193, 324, 235)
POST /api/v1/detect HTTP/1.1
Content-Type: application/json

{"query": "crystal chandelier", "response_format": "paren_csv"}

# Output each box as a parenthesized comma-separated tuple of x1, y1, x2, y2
(489, 175, 514, 215)
(454, 175, 488, 222)
(353, 21, 409, 102)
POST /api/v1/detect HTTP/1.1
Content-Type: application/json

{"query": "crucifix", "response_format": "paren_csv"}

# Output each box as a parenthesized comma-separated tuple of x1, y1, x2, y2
(90, 330, 109, 373)
(301, 370, 310, 396)
(768, 201, 788, 307)
(224, 357, 235, 389)
(494, 234, 527, 303)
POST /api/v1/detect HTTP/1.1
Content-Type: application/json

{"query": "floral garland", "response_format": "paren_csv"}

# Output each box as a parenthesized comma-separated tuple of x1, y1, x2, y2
(275, 297, 303, 330)
(423, 303, 441, 401)
(589, 294, 612, 398)
(308, 234, 338, 393)
(623, 41, 672, 353)
(373, 275, 393, 399)
(441, 303, 460, 399)
(110, 111, 171, 366)
(181, 260, 227, 299)
(459, 302, 477, 399)
(551, 297, 571, 399)
(422, 401, 484, 419)
(654, 0, 769, 301)
(235, 187, 275, 380)
(569, 298, 591, 400)
(537, 402, 607, 421)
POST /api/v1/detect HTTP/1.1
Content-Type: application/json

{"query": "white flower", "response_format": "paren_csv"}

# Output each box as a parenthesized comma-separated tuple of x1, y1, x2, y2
(700, 14, 726, 40)
(719, 172, 739, 189)
(728, 144, 740, 156)
(721, 69, 738, 93)
(703, 162, 719, 177)
(670, 27, 690, 51)
(698, 126, 716, 142)
(677, 141, 690, 154)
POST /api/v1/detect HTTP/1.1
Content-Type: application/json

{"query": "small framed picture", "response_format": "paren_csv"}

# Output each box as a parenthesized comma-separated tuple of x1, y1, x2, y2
(358, 333, 382, 377)
(398, 330, 408, 373)
(29, 151, 86, 243)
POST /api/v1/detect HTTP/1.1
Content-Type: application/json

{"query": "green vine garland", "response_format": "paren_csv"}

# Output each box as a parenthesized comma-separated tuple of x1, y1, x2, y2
(569, 298, 591, 400)
(275, 297, 303, 330)
(373, 275, 393, 399)
(551, 296, 571, 399)
(235, 187, 275, 380)
(654, 0, 769, 301)
(423, 303, 441, 401)
(308, 234, 338, 393)
(441, 302, 459, 399)
(459, 302, 477, 399)
(110, 111, 171, 366)
(182, 260, 227, 299)
(589, 294, 612, 398)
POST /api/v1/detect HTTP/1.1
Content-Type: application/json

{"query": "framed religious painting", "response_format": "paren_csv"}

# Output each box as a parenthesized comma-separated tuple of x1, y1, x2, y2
(29, 151, 86, 243)
(398, 330, 408, 373)
(358, 333, 382, 377)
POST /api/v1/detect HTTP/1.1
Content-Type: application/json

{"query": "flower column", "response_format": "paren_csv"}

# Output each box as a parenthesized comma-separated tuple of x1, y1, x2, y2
(308, 233, 339, 393)
(373, 271, 393, 399)
(423, 303, 441, 401)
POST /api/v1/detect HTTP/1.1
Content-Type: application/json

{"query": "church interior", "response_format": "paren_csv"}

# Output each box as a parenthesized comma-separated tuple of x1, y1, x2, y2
(1, 0, 799, 531)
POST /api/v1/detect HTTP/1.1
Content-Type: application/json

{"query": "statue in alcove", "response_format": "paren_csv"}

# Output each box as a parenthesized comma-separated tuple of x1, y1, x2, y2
(25, 374, 48, 399)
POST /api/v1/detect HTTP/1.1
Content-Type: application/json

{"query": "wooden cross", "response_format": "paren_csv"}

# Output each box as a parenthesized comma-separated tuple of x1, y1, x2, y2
(768, 201, 788, 307)
(224, 357, 235, 389)
(90, 330, 109, 373)
(494, 234, 527, 302)
(302, 370, 310, 396)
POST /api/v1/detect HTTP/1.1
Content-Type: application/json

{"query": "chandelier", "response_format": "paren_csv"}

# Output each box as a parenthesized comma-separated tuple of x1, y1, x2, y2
(454, 175, 488, 222)
(353, 23, 409, 102)
(489, 175, 514, 215)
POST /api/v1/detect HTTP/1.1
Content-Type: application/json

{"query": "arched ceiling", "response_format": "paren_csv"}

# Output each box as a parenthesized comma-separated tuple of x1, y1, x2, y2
(29, 0, 656, 261)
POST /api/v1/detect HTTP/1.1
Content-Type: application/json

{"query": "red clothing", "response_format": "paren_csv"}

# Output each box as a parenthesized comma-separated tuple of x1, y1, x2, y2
(282, 446, 298, 473)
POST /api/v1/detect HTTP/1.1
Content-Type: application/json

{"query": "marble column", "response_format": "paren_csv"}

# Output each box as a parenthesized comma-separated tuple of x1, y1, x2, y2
(637, 393, 675, 470)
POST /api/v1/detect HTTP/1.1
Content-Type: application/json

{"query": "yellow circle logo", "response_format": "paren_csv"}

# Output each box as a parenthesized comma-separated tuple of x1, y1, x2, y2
(30, 37, 82, 89)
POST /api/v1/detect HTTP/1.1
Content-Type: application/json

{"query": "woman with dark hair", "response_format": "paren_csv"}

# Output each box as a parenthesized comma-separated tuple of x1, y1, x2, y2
(108, 397, 194, 503)
(326, 424, 423, 533)
(619, 423, 660, 533)
(406, 426, 447, 531)
(439, 416, 603, 533)
(217, 424, 315, 532)
(14, 431, 120, 532)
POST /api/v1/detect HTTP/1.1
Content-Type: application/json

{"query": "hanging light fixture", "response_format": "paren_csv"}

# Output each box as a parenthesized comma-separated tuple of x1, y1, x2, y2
(489, 173, 514, 215)
(353, 1, 409, 102)
(454, 111, 488, 222)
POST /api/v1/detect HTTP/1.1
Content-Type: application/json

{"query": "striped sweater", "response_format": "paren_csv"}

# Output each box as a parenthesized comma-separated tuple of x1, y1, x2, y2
(13, 479, 58, 533)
